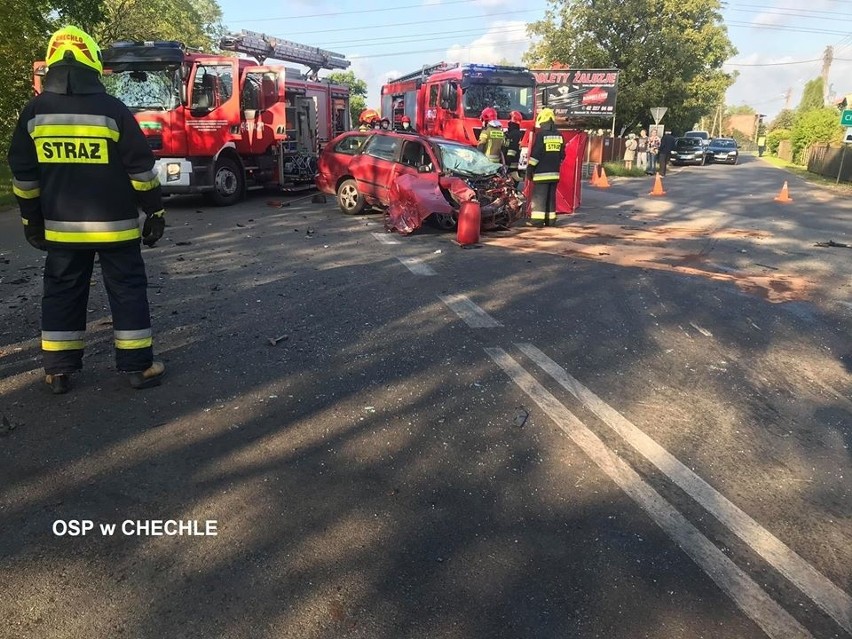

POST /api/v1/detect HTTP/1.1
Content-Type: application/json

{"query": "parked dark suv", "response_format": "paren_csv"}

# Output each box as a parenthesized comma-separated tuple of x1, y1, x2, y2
(706, 138, 739, 165)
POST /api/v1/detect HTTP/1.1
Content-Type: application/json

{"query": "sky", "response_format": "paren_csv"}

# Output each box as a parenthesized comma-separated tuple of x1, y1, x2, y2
(214, 0, 852, 123)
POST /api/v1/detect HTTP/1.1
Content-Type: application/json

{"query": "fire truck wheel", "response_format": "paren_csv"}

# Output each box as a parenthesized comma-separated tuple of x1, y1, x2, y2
(336, 179, 365, 215)
(210, 157, 244, 206)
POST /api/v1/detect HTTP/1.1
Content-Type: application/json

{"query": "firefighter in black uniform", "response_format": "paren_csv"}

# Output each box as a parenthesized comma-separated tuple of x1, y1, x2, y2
(8, 26, 167, 394)
(525, 108, 564, 227)
(505, 110, 524, 185)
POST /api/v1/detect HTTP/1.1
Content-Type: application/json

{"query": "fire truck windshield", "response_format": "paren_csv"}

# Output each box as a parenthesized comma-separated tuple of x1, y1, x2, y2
(462, 84, 534, 121)
(103, 67, 181, 112)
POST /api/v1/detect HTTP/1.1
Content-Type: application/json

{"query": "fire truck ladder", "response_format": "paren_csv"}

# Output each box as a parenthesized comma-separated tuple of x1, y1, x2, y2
(219, 30, 350, 79)
(387, 62, 461, 84)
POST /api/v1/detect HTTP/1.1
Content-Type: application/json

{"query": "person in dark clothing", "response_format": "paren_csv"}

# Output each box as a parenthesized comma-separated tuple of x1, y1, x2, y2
(657, 130, 677, 176)
(7, 25, 166, 394)
(504, 110, 524, 184)
(525, 108, 564, 227)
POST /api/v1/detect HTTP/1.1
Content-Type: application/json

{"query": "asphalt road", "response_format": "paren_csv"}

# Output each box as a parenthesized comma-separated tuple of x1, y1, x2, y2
(0, 155, 850, 639)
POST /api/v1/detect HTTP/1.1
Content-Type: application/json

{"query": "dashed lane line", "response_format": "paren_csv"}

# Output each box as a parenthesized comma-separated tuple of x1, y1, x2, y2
(486, 347, 814, 639)
(516, 342, 852, 636)
(397, 256, 436, 276)
(440, 294, 502, 328)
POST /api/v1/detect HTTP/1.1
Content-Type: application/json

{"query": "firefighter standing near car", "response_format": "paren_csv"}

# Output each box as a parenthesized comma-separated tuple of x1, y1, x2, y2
(477, 107, 505, 164)
(525, 108, 564, 227)
(7, 25, 166, 394)
(357, 108, 379, 132)
(504, 110, 524, 184)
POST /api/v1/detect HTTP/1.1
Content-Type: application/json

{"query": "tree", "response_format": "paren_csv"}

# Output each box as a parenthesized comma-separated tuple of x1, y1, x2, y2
(770, 109, 796, 131)
(325, 70, 368, 128)
(525, 0, 736, 134)
(790, 107, 843, 163)
(727, 104, 755, 116)
(797, 78, 824, 114)
(93, 0, 223, 51)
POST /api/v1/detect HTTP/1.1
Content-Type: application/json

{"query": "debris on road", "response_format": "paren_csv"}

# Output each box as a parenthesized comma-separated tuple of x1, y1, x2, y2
(513, 408, 529, 428)
(175, 241, 192, 246)
(0, 414, 16, 437)
(311, 194, 327, 204)
(267, 334, 288, 346)
(815, 240, 850, 249)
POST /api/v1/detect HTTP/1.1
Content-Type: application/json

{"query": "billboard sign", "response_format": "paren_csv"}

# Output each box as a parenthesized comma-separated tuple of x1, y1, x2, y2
(532, 68, 620, 123)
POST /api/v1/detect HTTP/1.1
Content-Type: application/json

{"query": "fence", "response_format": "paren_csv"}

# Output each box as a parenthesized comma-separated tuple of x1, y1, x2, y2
(806, 143, 852, 182)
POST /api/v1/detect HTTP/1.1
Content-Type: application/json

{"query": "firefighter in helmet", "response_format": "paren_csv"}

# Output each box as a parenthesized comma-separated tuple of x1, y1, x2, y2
(7, 25, 167, 393)
(477, 107, 505, 164)
(358, 108, 379, 132)
(399, 115, 415, 133)
(505, 110, 524, 184)
(525, 107, 564, 227)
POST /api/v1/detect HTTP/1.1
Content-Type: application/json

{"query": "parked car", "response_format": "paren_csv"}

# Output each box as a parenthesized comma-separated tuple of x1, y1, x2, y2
(706, 137, 739, 164)
(316, 130, 524, 232)
(671, 137, 711, 166)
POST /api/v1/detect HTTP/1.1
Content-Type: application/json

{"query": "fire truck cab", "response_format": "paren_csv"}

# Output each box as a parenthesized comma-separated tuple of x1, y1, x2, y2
(381, 62, 537, 148)
(88, 31, 351, 205)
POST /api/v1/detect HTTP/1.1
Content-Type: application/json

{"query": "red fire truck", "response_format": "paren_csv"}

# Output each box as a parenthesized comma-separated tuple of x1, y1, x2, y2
(381, 62, 537, 147)
(69, 31, 351, 205)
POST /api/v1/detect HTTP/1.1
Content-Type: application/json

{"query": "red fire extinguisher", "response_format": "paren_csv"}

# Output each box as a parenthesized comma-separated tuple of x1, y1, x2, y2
(456, 200, 481, 245)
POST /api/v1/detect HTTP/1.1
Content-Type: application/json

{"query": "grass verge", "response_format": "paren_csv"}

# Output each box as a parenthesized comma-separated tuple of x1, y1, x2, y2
(760, 155, 852, 194)
(602, 162, 648, 178)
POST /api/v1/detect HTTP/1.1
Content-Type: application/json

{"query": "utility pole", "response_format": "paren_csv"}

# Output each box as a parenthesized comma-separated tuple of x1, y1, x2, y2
(784, 87, 792, 110)
(821, 45, 833, 106)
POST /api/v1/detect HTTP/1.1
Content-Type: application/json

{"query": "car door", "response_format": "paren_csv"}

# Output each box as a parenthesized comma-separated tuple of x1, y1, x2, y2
(390, 139, 431, 183)
(316, 133, 370, 193)
(349, 134, 402, 204)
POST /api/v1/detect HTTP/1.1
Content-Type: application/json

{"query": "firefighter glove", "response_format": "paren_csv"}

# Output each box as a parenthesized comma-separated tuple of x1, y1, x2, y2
(142, 210, 165, 247)
(24, 224, 48, 251)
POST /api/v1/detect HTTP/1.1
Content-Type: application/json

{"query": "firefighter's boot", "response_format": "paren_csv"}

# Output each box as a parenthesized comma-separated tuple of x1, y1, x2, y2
(129, 361, 166, 390)
(45, 373, 71, 395)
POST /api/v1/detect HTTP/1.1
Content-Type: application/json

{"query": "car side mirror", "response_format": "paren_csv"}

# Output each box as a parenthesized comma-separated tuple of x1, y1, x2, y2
(417, 164, 431, 173)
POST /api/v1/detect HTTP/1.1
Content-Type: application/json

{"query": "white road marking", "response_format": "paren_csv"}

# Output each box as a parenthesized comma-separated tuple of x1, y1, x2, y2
(516, 343, 852, 635)
(397, 256, 435, 276)
(689, 322, 713, 337)
(486, 347, 813, 639)
(440, 295, 502, 328)
(372, 232, 400, 245)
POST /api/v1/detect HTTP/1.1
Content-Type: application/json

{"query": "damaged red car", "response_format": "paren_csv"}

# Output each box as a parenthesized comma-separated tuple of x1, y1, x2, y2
(316, 130, 524, 234)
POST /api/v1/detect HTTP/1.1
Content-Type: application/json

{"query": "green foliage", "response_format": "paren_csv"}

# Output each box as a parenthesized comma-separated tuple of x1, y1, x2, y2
(790, 107, 843, 163)
(766, 128, 790, 154)
(94, 0, 223, 51)
(602, 161, 647, 177)
(797, 78, 824, 114)
(325, 70, 369, 127)
(770, 109, 795, 131)
(525, 0, 736, 134)
(727, 104, 755, 116)
(0, 161, 14, 209)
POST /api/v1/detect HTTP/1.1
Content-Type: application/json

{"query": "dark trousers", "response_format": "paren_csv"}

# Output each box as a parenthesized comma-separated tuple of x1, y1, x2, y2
(529, 180, 558, 226)
(658, 151, 670, 176)
(42, 244, 153, 374)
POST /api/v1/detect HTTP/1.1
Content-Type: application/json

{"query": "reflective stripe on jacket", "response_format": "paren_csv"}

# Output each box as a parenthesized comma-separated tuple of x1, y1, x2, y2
(8, 86, 163, 248)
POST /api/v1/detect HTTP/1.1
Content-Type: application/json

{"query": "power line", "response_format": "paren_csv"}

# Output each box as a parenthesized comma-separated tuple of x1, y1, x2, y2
(316, 24, 528, 50)
(725, 58, 823, 66)
(348, 39, 533, 61)
(230, 0, 493, 24)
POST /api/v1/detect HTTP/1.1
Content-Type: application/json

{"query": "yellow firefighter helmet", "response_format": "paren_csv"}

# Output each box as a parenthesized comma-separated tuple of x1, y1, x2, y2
(45, 26, 103, 75)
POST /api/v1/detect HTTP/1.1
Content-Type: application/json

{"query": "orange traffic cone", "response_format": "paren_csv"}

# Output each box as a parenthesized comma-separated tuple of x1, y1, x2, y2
(649, 172, 666, 196)
(596, 165, 611, 188)
(774, 181, 793, 203)
(589, 164, 600, 186)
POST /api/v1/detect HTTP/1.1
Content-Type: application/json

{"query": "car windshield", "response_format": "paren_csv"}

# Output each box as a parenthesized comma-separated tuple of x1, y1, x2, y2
(712, 139, 737, 148)
(676, 139, 702, 147)
(102, 67, 181, 112)
(462, 84, 534, 120)
(435, 142, 501, 177)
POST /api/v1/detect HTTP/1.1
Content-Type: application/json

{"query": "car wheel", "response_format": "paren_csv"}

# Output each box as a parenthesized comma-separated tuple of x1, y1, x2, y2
(431, 211, 458, 230)
(209, 157, 244, 206)
(337, 179, 365, 215)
